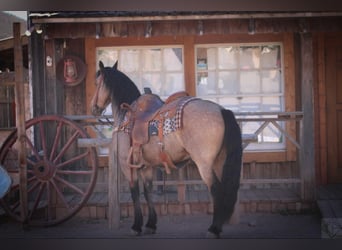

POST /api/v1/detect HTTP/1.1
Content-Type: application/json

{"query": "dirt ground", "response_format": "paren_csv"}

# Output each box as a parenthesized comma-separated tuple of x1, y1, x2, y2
(0, 211, 322, 239)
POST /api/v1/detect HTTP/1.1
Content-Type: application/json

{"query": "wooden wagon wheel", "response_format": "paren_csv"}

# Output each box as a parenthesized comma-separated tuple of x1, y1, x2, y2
(0, 115, 98, 226)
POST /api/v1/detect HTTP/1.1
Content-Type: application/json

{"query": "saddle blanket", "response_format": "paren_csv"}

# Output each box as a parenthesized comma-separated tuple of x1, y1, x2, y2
(150, 96, 198, 137)
(122, 96, 197, 137)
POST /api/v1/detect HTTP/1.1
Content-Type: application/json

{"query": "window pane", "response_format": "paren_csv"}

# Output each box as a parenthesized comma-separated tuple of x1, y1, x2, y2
(262, 70, 281, 93)
(261, 96, 282, 112)
(142, 73, 162, 94)
(240, 46, 260, 69)
(218, 47, 238, 69)
(164, 73, 184, 95)
(97, 49, 118, 68)
(218, 71, 239, 94)
(196, 48, 208, 70)
(218, 97, 240, 111)
(240, 71, 260, 94)
(197, 71, 216, 95)
(207, 48, 216, 70)
(120, 49, 139, 72)
(240, 96, 261, 112)
(260, 45, 281, 68)
(164, 48, 183, 71)
(142, 49, 162, 71)
(242, 121, 261, 136)
(260, 123, 283, 143)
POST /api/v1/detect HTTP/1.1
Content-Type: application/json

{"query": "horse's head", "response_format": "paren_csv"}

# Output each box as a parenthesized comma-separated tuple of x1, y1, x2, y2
(90, 61, 117, 116)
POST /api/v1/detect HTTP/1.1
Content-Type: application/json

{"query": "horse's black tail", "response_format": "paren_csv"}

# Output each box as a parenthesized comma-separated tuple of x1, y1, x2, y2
(210, 109, 242, 229)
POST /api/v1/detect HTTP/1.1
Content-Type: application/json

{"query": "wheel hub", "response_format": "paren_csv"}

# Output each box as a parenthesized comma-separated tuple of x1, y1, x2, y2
(33, 160, 56, 181)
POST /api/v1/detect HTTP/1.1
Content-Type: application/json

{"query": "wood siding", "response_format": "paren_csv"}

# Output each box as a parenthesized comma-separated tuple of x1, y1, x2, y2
(27, 15, 342, 213)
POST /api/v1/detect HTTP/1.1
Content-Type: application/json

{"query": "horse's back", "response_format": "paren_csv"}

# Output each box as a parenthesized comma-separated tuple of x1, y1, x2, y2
(171, 100, 225, 157)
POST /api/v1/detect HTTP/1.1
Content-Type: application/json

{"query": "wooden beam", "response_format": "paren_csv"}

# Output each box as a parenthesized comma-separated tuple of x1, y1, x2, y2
(13, 22, 28, 224)
(108, 133, 120, 229)
(31, 12, 342, 24)
(300, 33, 316, 201)
(0, 36, 28, 51)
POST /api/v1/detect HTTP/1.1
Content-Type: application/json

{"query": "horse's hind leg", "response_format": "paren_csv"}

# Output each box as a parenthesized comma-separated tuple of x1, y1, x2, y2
(130, 174, 144, 235)
(141, 167, 157, 234)
(207, 173, 227, 238)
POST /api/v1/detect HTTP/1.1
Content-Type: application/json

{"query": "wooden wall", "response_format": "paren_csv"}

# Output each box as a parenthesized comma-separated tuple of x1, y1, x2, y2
(29, 15, 342, 200)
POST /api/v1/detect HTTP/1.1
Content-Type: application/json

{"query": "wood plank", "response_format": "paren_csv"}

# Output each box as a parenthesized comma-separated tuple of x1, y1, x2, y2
(283, 32, 297, 161)
(108, 136, 120, 229)
(300, 33, 316, 201)
(14, 22, 28, 223)
(77, 138, 111, 147)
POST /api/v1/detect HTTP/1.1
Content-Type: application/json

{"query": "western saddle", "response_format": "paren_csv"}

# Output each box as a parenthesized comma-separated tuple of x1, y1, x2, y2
(120, 91, 193, 174)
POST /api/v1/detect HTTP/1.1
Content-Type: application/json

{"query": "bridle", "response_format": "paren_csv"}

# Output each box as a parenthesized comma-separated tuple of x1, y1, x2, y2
(92, 72, 110, 116)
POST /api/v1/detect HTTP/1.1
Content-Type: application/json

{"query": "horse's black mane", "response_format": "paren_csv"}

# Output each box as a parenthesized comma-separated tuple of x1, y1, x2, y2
(98, 66, 141, 109)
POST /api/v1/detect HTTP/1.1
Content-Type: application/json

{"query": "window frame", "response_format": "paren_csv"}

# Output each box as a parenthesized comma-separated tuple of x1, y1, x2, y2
(195, 42, 286, 152)
(96, 45, 185, 99)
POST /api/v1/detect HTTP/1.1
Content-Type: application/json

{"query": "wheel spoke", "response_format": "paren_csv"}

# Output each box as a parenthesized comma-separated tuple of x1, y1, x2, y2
(27, 178, 40, 194)
(53, 130, 80, 164)
(57, 170, 94, 175)
(46, 181, 53, 221)
(28, 182, 45, 219)
(55, 151, 90, 169)
(49, 179, 70, 209)
(54, 175, 85, 196)
(24, 134, 41, 161)
(49, 120, 64, 162)
(27, 157, 37, 166)
(39, 121, 48, 160)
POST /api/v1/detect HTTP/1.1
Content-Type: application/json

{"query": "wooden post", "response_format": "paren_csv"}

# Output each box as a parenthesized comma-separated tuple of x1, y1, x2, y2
(229, 193, 240, 225)
(177, 168, 186, 203)
(13, 22, 28, 223)
(299, 32, 316, 201)
(108, 131, 120, 229)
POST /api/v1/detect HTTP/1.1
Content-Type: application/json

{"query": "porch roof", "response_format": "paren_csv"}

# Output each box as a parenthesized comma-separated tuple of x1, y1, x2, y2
(29, 11, 342, 24)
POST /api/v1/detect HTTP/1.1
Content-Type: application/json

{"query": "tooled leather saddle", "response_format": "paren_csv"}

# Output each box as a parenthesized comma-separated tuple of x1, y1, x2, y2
(120, 91, 195, 174)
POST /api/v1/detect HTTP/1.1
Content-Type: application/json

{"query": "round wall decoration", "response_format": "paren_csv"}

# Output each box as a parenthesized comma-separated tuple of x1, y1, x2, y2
(56, 55, 87, 86)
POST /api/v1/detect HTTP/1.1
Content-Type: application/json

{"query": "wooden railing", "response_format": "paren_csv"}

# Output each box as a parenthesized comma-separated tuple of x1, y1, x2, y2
(72, 111, 304, 228)
(74, 111, 304, 196)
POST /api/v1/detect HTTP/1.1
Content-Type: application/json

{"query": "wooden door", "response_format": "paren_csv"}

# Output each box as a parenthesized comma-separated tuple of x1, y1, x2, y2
(325, 35, 342, 183)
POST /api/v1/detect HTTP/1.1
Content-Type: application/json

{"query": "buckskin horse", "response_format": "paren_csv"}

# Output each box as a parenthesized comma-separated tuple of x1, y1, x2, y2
(90, 61, 242, 238)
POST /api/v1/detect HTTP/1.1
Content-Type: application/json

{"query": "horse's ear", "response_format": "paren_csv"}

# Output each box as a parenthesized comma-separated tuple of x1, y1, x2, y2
(113, 61, 118, 70)
(99, 61, 105, 71)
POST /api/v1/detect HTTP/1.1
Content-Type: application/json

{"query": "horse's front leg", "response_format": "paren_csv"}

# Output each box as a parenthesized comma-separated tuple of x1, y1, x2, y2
(130, 173, 143, 235)
(141, 166, 157, 234)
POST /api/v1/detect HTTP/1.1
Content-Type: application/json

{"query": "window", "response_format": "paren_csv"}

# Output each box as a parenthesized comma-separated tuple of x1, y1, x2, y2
(0, 84, 15, 129)
(95, 46, 185, 154)
(97, 46, 184, 98)
(196, 43, 284, 151)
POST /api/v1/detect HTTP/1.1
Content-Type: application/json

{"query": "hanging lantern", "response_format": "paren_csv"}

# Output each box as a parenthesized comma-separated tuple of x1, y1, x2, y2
(57, 55, 87, 87)
(63, 58, 78, 83)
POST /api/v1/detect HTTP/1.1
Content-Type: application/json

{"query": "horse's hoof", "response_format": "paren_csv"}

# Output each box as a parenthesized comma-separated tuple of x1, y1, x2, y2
(144, 227, 156, 235)
(206, 231, 220, 239)
(131, 229, 142, 236)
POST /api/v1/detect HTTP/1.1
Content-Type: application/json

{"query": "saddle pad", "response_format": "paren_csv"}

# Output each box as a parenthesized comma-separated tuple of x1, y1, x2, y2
(148, 96, 198, 136)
